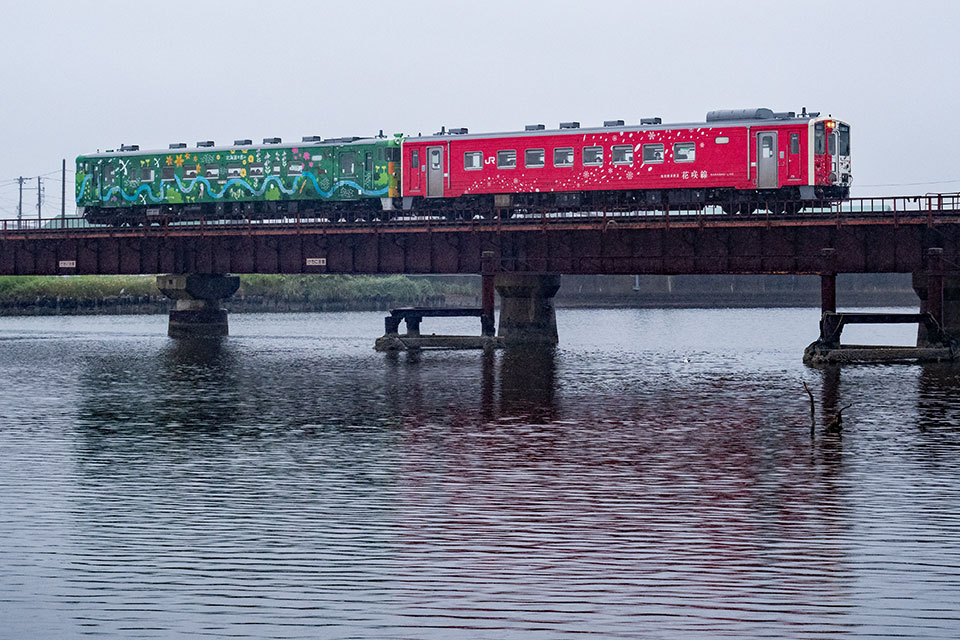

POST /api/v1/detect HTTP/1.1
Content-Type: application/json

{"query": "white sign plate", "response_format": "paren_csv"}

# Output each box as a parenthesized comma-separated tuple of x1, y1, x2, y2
(306, 258, 327, 266)
(58, 260, 77, 269)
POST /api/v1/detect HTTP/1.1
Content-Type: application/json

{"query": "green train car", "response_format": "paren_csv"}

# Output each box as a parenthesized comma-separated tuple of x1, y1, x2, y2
(76, 136, 401, 224)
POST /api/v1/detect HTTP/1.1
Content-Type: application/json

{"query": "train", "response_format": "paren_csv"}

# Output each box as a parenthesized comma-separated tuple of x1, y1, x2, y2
(74, 107, 851, 224)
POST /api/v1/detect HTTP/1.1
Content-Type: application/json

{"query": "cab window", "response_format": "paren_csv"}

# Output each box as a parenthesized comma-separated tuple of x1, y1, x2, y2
(838, 124, 850, 155)
(814, 123, 826, 155)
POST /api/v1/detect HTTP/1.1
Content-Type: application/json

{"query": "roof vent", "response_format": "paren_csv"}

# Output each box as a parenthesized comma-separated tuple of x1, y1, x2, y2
(560, 121, 580, 129)
(771, 111, 796, 119)
(120, 144, 139, 152)
(168, 142, 187, 149)
(706, 108, 774, 122)
(233, 139, 252, 146)
(640, 117, 662, 125)
(448, 127, 468, 135)
(323, 136, 362, 143)
(301, 136, 322, 143)
(197, 140, 215, 148)
(525, 124, 545, 131)
(262, 137, 282, 144)
(604, 120, 625, 127)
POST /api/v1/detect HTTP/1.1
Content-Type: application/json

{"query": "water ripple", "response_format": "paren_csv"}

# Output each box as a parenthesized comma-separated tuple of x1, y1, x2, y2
(1, 310, 959, 638)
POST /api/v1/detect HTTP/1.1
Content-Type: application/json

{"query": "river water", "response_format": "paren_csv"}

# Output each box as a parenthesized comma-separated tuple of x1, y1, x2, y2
(1, 308, 959, 639)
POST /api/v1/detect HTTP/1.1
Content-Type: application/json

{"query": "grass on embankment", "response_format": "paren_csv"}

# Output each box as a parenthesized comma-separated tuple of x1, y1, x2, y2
(0, 274, 473, 306)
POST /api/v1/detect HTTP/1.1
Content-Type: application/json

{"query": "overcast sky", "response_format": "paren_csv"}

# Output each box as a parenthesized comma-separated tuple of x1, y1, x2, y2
(0, 0, 957, 216)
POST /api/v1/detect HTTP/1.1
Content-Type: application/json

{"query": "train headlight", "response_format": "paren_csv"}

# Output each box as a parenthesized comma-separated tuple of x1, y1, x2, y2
(828, 172, 838, 184)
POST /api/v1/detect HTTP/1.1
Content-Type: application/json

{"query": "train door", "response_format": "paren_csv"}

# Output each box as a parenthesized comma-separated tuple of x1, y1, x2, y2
(787, 132, 801, 181)
(338, 149, 358, 198)
(756, 131, 778, 189)
(408, 148, 422, 193)
(426, 146, 444, 198)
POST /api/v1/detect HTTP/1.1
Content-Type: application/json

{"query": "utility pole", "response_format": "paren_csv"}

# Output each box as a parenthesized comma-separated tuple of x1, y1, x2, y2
(17, 176, 25, 225)
(61, 159, 66, 226)
(37, 176, 43, 223)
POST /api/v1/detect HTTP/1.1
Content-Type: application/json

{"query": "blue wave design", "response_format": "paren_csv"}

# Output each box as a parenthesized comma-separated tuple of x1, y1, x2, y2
(77, 171, 387, 204)
(75, 174, 92, 204)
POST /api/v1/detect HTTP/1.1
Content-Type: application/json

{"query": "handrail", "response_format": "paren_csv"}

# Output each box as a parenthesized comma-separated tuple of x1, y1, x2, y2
(5, 193, 960, 237)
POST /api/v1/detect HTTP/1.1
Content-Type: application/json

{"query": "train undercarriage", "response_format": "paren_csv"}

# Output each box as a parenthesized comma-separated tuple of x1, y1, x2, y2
(80, 186, 851, 226)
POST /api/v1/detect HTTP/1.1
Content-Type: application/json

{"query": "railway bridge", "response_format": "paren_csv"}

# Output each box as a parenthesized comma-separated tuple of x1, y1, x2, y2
(2, 194, 960, 360)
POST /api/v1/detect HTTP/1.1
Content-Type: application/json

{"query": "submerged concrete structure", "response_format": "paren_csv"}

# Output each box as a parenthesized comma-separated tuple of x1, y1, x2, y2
(156, 274, 240, 337)
(804, 248, 960, 364)
(495, 274, 561, 346)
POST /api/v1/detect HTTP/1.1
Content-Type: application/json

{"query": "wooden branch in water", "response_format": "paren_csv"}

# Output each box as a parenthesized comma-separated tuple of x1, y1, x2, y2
(802, 382, 816, 433)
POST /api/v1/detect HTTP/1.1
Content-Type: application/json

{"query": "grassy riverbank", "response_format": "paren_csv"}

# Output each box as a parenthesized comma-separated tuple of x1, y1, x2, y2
(0, 275, 476, 315)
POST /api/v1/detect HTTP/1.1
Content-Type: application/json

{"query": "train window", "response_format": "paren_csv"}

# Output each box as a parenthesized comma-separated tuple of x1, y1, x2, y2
(340, 153, 355, 175)
(497, 150, 517, 169)
(288, 161, 304, 176)
(464, 151, 483, 170)
(204, 166, 219, 179)
(612, 145, 633, 165)
(365, 152, 373, 173)
(249, 163, 265, 178)
(162, 166, 175, 181)
(554, 148, 574, 167)
(386, 147, 401, 163)
(103, 165, 115, 183)
(715, 136, 730, 144)
(430, 149, 441, 170)
(525, 149, 545, 168)
(378, 148, 384, 162)
(183, 164, 197, 179)
(674, 142, 696, 163)
(642, 143, 664, 163)
(141, 167, 155, 182)
(790, 133, 800, 154)
(838, 124, 850, 155)
(814, 123, 826, 155)
(227, 164, 242, 178)
(583, 146, 603, 166)
(828, 132, 837, 156)
(761, 137, 774, 159)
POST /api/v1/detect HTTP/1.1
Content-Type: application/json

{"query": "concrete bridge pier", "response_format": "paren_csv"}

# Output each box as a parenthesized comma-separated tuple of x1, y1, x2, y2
(495, 274, 561, 346)
(156, 274, 240, 338)
(912, 250, 960, 347)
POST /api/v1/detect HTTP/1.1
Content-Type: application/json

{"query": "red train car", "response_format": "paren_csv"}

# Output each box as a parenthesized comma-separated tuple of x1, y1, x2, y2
(401, 108, 850, 214)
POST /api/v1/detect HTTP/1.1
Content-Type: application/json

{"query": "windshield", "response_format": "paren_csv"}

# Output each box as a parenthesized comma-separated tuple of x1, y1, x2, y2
(838, 124, 850, 155)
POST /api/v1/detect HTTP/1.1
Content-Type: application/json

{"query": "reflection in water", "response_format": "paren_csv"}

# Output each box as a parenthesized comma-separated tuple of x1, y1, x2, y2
(2, 309, 960, 638)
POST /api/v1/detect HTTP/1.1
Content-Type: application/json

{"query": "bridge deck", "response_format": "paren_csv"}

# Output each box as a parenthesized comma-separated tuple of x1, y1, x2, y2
(2, 194, 960, 276)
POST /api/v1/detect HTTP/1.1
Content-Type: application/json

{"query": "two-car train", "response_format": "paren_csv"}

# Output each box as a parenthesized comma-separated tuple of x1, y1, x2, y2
(75, 107, 851, 224)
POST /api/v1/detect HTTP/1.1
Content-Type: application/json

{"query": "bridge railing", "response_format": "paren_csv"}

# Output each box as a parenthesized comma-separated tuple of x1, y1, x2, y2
(3, 193, 960, 236)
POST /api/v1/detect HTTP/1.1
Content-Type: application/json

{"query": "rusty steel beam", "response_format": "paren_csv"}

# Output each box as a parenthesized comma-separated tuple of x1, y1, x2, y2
(2, 213, 960, 277)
